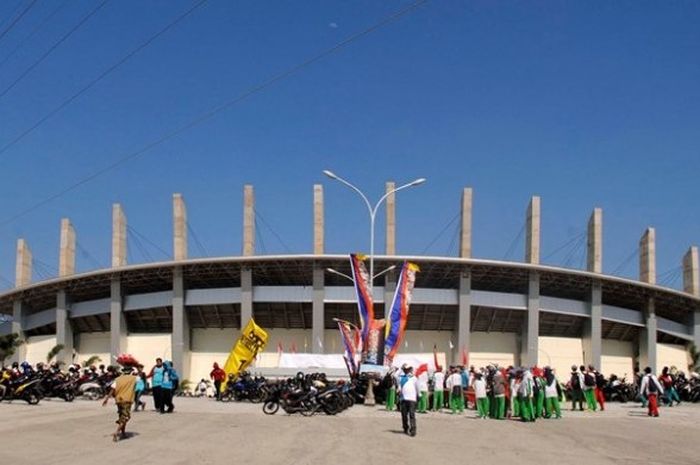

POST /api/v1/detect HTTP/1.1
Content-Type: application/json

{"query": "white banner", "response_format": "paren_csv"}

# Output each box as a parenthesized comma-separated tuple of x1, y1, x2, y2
(276, 352, 447, 371)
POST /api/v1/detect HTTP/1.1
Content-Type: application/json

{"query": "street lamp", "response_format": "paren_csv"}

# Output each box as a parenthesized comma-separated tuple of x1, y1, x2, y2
(323, 170, 426, 288)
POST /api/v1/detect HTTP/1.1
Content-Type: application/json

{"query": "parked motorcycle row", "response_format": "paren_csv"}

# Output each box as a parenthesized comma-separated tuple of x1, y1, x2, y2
(1, 361, 116, 405)
(261, 372, 362, 416)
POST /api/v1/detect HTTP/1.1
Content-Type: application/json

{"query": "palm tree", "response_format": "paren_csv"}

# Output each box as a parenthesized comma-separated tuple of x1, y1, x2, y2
(46, 344, 65, 363)
(0, 333, 24, 367)
(81, 355, 102, 368)
(687, 343, 700, 373)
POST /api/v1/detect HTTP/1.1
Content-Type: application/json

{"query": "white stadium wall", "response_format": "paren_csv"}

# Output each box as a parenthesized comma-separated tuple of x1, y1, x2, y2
(538, 337, 583, 377)
(601, 340, 634, 378)
(24, 335, 57, 366)
(190, 328, 241, 383)
(470, 332, 518, 368)
(657, 343, 689, 373)
(127, 334, 171, 369)
(76, 332, 110, 366)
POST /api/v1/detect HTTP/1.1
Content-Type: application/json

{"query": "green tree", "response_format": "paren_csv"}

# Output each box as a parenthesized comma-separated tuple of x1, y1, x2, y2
(687, 343, 700, 373)
(46, 344, 65, 363)
(0, 333, 24, 367)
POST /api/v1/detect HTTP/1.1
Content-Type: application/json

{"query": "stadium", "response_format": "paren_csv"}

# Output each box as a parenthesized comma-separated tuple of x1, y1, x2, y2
(1, 184, 699, 383)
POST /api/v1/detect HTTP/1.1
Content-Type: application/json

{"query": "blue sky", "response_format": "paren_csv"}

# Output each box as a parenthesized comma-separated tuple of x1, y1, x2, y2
(0, 0, 698, 290)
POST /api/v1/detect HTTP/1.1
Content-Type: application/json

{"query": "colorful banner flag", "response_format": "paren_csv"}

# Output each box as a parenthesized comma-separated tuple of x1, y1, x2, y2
(433, 344, 442, 372)
(383, 262, 419, 365)
(336, 318, 360, 374)
(222, 319, 268, 388)
(350, 254, 374, 346)
(365, 318, 386, 365)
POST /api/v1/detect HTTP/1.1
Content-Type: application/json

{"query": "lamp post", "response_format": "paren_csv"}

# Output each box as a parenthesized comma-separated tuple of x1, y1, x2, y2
(323, 170, 426, 289)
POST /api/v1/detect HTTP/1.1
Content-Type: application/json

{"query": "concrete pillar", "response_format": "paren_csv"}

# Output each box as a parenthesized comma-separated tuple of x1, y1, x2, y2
(242, 185, 255, 256)
(639, 228, 656, 285)
(583, 281, 602, 369)
(55, 290, 73, 365)
(459, 188, 473, 258)
(638, 298, 657, 373)
(15, 238, 32, 287)
(173, 194, 187, 261)
(312, 266, 324, 354)
(385, 182, 396, 255)
(683, 246, 699, 297)
(521, 272, 540, 367)
(171, 267, 189, 377)
(110, 277, 126, 362)
(452, 270, 471, 365)
(525, 196, 541, 265)
(59, 219, 76, 277)
(240, 267, 252, 328)
(10, 300, 27, 362)
(313, 185, 324, 255)
(587, 208, 603, 273)
(112, 204, 127, 268)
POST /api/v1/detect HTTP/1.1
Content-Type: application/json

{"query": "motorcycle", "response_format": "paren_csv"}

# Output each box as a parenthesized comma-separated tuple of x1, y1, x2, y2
(1, 374, 43, 405)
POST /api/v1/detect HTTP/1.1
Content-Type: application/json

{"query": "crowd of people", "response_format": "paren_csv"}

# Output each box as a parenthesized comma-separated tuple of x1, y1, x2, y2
(385, 362, 689, 436)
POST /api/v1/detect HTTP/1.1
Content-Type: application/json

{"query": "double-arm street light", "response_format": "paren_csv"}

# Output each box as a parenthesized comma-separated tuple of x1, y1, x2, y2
(322, 170, 426, 289)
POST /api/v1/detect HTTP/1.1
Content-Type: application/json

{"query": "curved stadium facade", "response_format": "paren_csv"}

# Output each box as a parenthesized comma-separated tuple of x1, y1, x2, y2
(2, 186, 699, 382)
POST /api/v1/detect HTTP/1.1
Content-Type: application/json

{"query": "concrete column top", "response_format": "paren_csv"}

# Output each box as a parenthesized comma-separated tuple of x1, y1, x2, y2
(639, 227, 656, 285)
(526, 196, 541, 265)
(385, 181, 396, 255)
(459, 187, 472, 259)
(112, 204, 127, 268)
(15, 238, 32, 287)
(587, 208, 603, 273)
(59, 218, 76, 277)
(173, 193, 188, 261)
(243, 185, 255, 257)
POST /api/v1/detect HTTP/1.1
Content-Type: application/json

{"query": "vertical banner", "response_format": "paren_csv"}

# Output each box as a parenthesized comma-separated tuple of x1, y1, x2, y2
(384, 262, 419, 365)
(336, 318, 360, 374)
(365, 318, 386, 365)
(350, 254, 374, 348)
(222, 319, 269, 388)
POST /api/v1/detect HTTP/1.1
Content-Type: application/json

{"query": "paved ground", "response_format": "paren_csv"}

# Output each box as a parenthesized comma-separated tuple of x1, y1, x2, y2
(2, 397, 699, 465)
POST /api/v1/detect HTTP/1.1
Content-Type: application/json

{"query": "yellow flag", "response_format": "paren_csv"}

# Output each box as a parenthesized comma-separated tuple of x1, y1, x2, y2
(222, 319, 269, 387)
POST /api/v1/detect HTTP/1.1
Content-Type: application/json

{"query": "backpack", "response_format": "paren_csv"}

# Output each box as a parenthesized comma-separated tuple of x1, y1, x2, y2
(584, 373, 595, 387)
(647, 375, 657, 394)
(571, 373, 581, 389)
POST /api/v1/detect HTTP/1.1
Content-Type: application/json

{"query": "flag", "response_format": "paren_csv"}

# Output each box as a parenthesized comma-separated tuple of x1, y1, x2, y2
(415, 363, 429, 377)
(291, 341, 297, 354)
(350, 254, 374, 346)
(222, 319, 268, 389)
(461, 346, 469, 367)
(383, 262, 419, 365)
(448, 340, 454, 350)
(277, 342, 283, 355)
(317, 336, 324, 350)
(336, 318, 360, 374)
(365, 319, 386, 365)
(433, 344, 442, 372)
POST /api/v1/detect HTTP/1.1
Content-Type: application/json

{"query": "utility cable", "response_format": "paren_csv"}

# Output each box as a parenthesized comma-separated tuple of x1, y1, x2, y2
(420, 210, 459, 255)
(0, 0, 71, 70)
(0, 0, 109, 99)
(0, 0, 37, 44)
(0, 0, 429, 228)
(0, 0, 207, 157)
(502, 223, 525, 261)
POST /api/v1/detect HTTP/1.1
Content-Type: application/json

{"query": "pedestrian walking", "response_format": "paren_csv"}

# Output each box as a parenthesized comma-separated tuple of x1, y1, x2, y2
(543, 366, 562, 419)
(446, 367, 464, 414)
(570, 365, 585, 411)
(473, 373, 489, 419)
(103, 355, 138, 443)
(160, 361, 176, 413)
(399, 365, 418, 437)
(432, 368, 445, 412)
(582, 365, 597, 411)
(640, 367, 664, 417)
(591, 365, 606, 411)
(147, 358, 165, 412)
(210, 362, 226, 401)
(133, 369, 147, 411)
(659, 367, 681, 406)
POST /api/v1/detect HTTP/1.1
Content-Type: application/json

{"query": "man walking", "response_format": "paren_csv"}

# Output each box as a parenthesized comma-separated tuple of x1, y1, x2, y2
(399, 365, 418, 437)
(103, 355, 138, 442)
(570, 365, 585, 411)
(582, 365, 597, 411)
(446, 367, 464, 414)
(147, 358, 165, 412)
(432, 368, 445, 412)
(210, 362, 226, 401)
(640, 366, 664, 417)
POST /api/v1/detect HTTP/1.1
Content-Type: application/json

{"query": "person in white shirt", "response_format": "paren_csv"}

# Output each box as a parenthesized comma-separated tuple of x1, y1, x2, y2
(473, 373, 489, 419)
(417, 370, 429, 413)
(399, 365, 418, 436)
(640, 366, 664, 417)
(543, 366, 562, 419)
(432, 368, 445, 411)
(446, 367, 464, 414)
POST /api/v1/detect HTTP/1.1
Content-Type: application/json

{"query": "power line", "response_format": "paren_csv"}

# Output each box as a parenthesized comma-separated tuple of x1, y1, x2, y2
(0, 2, 24, 31)
(0, 0, 38, 44)
(420, 210, 459, 255)
(0, 0, 71, 70)
(0, 0, 207, 157)
(0, 0, 109, 100)
(0, 0, 429, 229)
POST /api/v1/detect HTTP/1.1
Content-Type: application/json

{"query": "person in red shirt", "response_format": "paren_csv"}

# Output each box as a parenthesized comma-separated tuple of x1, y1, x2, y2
(209, 362, 226, 401)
